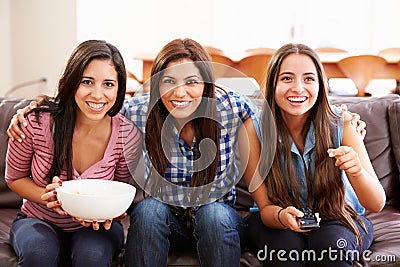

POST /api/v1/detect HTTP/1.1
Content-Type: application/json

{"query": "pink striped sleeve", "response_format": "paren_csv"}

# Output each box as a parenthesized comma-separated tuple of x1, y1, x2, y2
(114, 115, 142, 184)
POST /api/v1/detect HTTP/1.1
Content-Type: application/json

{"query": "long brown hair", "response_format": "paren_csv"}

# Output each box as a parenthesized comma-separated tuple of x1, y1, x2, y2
(32, 40, 126, 182)
(260, 43, 365, 245)
(145, 38, 220, 189)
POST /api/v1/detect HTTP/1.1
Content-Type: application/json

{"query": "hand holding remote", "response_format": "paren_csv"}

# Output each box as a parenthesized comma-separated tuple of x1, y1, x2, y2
(297, 207, 321, 230)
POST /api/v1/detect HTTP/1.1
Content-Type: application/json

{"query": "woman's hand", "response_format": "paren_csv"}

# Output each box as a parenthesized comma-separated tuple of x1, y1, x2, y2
(7, 100, 38, 142)
(72, 212, 127, 231)
(41, 176, 67, 216)
(275, 206, 310, 232)
(341, 104, 366, 139)
(327, 146, 362, 177)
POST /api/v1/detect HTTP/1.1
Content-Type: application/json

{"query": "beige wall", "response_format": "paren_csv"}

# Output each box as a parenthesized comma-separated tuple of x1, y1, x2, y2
(0, 0, 12, 96)
(2, 0, 400, 98)
(76, 0, 215, 79)
(4, 0, 77, 98)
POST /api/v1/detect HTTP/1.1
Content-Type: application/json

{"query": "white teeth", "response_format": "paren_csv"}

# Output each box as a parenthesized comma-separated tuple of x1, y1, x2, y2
(172, 101, 190, 107)
(87, 102, 105, 110)
(287, 97, 307, 102)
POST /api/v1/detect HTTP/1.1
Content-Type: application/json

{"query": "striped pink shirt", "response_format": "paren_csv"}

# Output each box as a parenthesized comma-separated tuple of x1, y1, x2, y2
(5, 111, 142, 231)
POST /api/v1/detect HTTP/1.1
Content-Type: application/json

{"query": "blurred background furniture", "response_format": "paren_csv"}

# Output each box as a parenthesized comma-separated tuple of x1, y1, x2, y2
(205, 47, 237, 79)
(134, 48, 400, 97)
(136, 47, 275, 89)
(378, 48, 400, 62)
(314, 47, 348, 53)
(235, 49, 274, 88)
(378, 48, 400, 94)
(337, 55, 387, 96)
(245, 47, 276, 55)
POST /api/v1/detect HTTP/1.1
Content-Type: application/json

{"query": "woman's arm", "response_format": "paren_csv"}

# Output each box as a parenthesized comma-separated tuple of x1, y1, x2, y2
(238, 118, 304, 230)
(328, 113, 386, 213)
(340, 104, 367, 139)
(7, 178, 48, 205)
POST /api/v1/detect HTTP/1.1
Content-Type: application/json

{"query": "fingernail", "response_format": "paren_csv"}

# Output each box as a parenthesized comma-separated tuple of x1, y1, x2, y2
(57, 200, 61, 205)
(53, 191, 57, 195)
(21, 134, 25, 139)
(329, 153, 334, 157)
(17, 139, 22, 143)
(23, 122, 27, 127)
(10, 137, 14, 141)
(58, 181, 62, 186)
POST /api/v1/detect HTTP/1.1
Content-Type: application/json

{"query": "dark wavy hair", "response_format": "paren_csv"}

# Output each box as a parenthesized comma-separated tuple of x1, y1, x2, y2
(260, 43, 366, 246)
(145, 38, 220, 189)
(33, 40, 126, 182)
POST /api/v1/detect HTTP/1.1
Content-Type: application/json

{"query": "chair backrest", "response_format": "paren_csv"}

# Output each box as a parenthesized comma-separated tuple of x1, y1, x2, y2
(315, 47, 348, 53)
(204, 47, 238, 79)
(337, 55, 387, 96)
(245, 47, 276, 55)
(236, 52, 273, 88)
(378, 48, 400, 63)
(204, 46, 224, 55)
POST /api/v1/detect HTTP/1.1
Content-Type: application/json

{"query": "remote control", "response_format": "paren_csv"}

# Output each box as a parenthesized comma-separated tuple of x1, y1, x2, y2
(297, 207, 320, 230)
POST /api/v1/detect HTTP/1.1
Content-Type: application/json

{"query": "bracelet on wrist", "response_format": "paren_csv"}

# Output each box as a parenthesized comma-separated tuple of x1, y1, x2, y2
(277, 208, 286, 228)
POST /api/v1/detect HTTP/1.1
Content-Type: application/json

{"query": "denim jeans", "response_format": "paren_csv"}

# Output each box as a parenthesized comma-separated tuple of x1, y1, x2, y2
(10, 212, 124, 267)
(245, 212, 374, 267)
(125, 198, 247, 267)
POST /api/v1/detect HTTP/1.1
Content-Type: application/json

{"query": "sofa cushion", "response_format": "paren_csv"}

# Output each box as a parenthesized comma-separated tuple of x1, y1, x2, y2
(364, 206, 400, 266)
(0, 209, 18, 267)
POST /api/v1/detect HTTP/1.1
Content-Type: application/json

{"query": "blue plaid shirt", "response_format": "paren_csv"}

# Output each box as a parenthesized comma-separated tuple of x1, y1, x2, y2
(121, 89, 259, 207)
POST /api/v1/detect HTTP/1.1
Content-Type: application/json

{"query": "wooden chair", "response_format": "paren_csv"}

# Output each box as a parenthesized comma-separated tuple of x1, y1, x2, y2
(245, 47, 276, 55)
(337, 55, 387, 97)
(205, 47, 238, 79)
(236, 51, 273, 88)
(204, 46, 224, 55)
(314, 47, 348, 53)
(378, 48, 400, 62)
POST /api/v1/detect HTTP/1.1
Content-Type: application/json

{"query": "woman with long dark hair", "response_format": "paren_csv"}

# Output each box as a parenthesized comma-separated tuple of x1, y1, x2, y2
(5, 40, 142, 266)
(120, 38, 259, 267)
(245, 43, 385, 266)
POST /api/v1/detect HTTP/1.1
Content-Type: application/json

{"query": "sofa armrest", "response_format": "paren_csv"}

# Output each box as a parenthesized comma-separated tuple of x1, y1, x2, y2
(0, 98, 33, 208)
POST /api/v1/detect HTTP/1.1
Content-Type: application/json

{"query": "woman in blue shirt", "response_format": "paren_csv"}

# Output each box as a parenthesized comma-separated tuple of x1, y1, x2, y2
(245, 43, 385, 266)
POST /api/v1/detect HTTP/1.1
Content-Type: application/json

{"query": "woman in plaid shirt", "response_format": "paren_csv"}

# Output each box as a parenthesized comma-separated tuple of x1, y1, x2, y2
(121, 38, 260, 267)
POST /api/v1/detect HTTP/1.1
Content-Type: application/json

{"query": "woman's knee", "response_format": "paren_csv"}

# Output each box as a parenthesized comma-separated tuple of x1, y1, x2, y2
(194, 202, 242, 236)
(11, 218, 61, 265)
(72, 246, 113, 267)
(308, 221, 360, 254)
(131, 198, 169, 219)
(196, 202, 236, 225)
(129, 198, 170, 231)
